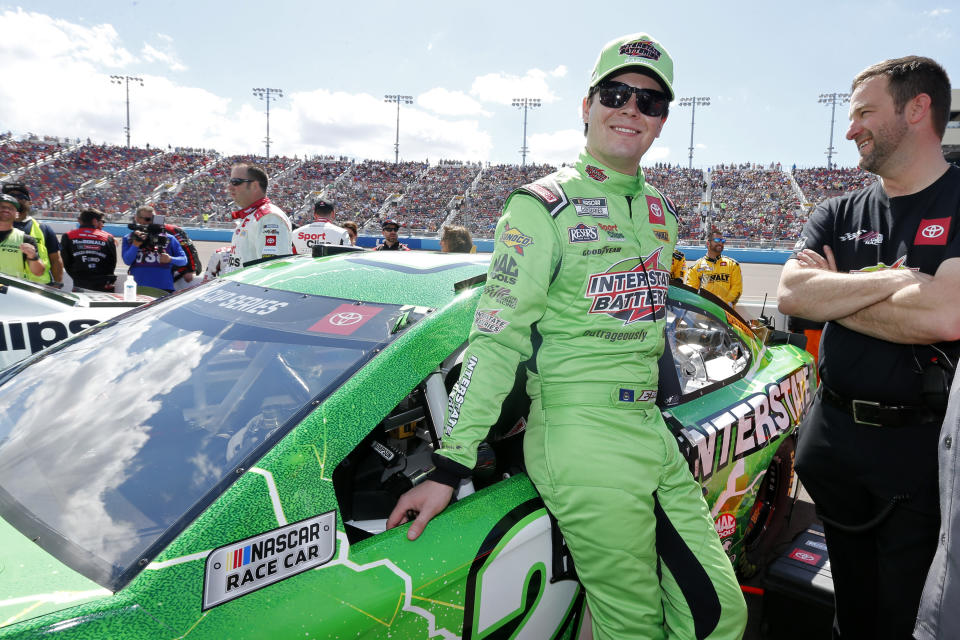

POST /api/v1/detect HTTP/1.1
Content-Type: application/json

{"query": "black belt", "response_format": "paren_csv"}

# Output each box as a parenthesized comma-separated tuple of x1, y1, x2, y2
(820, 386, 939, 427)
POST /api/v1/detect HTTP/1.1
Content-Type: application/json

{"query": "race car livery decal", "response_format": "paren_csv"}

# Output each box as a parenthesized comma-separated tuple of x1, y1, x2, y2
(598, 222, 624, 241)
(202, 511, 336, 610)
(446, 355, 478, 435)
(474, 308, 509, 334)
(789, 549, 822, 566)
(499, 224, 534, 255)
(197, 287, 289, 316)
(678, 365, 813, 482)
(714, 513, 736, 539)
(572, 197, 609, 218)
(568, 223, 599, 243)
(915, 217, 951, 245)
(309, 303, 384, 335)
(583, 248, 669, 325)
(0, 319, 100, 355)
(483, 284, 518, 308)
(463, 499, 584, 640)
(491, 254, 519, 284)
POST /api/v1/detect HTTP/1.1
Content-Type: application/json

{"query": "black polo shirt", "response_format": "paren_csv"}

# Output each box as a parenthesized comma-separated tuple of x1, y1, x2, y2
(796, 165, 960, 403)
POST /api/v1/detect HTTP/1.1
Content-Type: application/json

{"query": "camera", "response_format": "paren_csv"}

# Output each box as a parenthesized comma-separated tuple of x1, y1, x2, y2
(127, 214, 169, 252)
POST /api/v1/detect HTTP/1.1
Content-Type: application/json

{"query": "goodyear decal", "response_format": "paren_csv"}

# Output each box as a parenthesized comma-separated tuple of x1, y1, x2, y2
(499, 224, 534, 256)
(678, 365, 813, 482)
(203, 511, 336, 609)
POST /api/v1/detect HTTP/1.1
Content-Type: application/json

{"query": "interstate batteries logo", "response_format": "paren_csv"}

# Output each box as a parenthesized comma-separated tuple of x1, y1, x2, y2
(584, 247, 669, 325)
(203, 512, 336, 609)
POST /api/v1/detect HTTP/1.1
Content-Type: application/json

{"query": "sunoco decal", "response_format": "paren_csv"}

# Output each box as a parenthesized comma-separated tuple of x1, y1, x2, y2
(678, 365, 813, 482)
(572, 197, 609, 218)
(202, 511, 336, 609)
(583, 247, 669, 325)
(568, 223, 599, 243)
(499, 224, 534, 255)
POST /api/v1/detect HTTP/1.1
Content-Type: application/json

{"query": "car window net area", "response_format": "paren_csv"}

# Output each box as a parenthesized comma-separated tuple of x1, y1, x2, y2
(0, 280, 415, 589)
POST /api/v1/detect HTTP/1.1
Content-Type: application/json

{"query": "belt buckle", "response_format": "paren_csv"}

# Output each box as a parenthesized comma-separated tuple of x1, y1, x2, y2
(851, 399, 883, 426)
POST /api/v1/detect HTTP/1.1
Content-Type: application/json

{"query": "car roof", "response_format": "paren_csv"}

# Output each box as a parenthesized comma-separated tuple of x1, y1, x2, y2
(227, 251, 491, 309)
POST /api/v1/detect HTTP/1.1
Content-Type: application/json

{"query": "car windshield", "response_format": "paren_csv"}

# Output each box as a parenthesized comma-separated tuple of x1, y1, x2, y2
(0, 280, 420, 590)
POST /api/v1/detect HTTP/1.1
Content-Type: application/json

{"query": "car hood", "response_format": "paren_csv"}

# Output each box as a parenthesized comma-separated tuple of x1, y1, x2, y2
(0, 517, 109, 628)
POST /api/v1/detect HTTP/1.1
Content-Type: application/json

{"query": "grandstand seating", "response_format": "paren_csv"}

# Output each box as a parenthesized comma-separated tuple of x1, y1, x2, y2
(0, 135, 885, 239)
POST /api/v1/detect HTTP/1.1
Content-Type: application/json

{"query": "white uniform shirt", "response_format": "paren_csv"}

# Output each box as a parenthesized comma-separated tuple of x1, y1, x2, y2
(205, 197, 292, 279)
(291, 219, 350, 254)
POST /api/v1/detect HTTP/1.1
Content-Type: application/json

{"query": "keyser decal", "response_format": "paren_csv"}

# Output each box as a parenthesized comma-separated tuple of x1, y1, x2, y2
(915, 217, 951, 246)
(568, 224, 599, 243)
(584, 248, 669, 325)
(203, 511, 336, 609)
(677, 365, 814, 482)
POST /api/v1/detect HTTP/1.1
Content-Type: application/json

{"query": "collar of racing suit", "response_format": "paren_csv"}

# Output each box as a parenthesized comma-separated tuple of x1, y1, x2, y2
(231, 196, 271, 220)
(576, 150, 648, 197)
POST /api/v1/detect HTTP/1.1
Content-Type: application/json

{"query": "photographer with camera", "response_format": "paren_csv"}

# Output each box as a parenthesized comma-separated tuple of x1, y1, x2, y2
(121, 205, 187, 294)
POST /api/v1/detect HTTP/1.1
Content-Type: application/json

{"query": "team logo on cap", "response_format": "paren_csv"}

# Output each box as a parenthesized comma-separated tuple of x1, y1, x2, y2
(619, 39, 661, 61)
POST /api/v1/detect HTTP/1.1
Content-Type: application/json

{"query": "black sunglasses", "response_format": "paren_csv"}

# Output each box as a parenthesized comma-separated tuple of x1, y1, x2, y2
(596, 81, 669, 117)
(229, 178, 255, 186)
(383, 226, 399, 232)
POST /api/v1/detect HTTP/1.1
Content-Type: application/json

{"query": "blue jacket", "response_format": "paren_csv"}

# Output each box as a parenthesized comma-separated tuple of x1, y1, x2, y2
(122, 233, 188, 291)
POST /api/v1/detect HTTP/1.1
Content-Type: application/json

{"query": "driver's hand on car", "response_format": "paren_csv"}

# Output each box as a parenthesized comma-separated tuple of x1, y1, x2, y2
(387, 480, 455, 541)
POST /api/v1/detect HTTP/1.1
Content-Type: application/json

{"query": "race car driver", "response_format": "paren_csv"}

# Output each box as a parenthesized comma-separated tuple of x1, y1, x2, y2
(291, 199, 349, 254)
(375, 219, 410, 251)
(388, 33, 746, 640)
(205, 163, 292, 279)
(685, 229, 743, 306)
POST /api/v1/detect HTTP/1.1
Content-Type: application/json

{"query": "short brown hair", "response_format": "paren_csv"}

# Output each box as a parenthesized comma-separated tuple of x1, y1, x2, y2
(136, 205, 155, 219)
(441, 225, 473, 253)
(852, 56, 951, 139)
(233, 163, 269, 191)
(79, 208, 105, 225)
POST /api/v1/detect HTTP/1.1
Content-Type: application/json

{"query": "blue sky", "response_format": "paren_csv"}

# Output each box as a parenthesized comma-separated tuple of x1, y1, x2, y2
(1, 1, 957, 169)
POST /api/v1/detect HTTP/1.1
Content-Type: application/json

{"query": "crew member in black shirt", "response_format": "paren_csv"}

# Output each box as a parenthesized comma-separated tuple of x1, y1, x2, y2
(778, 56, 960, 640)
(61, 209, 117, 292)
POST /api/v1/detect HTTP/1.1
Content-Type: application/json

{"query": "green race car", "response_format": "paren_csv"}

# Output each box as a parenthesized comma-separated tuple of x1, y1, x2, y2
(0, 250, 815, 639)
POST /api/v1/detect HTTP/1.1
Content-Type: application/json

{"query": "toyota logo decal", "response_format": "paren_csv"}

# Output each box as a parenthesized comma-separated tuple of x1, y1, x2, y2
(330, 312, 364, 326)
(922, 224, 945, 239)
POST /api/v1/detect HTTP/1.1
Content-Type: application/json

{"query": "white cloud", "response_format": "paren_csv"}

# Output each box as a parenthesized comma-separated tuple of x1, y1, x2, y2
(551, 65, 567, 78)
(527, 129, 583, 166)
(923, 8, 951, 16)
(141, 34, 186, 72)
(0, 10, 493, 162)
(470, 68, 562, 105)
(418, 88, 492, 117)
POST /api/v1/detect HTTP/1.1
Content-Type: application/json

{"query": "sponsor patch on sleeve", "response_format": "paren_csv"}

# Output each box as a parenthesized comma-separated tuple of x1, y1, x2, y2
(203, 511, 337, 610)
(474, 308, 509, 334)
(914, 217, 951, 246)
(499, 224, 534, 255)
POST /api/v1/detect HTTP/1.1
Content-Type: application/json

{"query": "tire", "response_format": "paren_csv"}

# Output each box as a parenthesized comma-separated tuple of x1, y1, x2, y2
(741, 434, 796, 568)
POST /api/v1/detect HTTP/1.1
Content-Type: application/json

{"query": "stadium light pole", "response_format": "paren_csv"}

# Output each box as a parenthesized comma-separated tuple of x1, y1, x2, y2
(819, 92, 850, 170)
(110, 75, 144, 148)
(384, 94, 413, 164)
(677, 97, 710, 169)
(253, 87, 284, 159)
(512, 98, 541, 167)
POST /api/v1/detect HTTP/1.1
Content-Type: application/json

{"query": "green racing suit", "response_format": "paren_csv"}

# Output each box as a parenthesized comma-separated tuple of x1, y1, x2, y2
(432, 151, 747, 639)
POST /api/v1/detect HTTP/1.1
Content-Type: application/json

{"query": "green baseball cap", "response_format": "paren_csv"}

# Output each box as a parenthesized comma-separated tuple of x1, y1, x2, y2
(589, 33, 674, 100)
